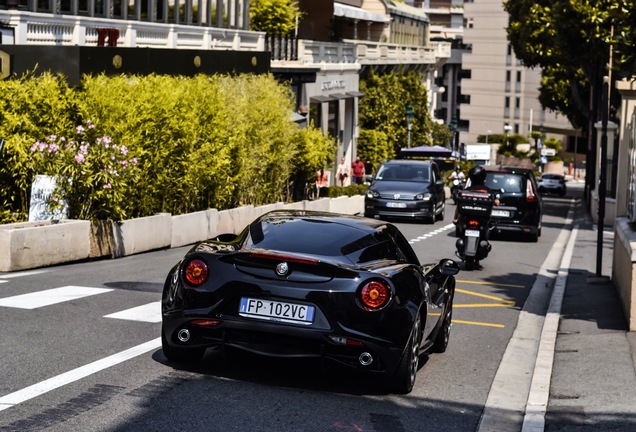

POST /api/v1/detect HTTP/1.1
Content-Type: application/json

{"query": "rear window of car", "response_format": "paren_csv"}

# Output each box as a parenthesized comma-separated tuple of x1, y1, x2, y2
(485, 172, 525, 193)
(542, 174, 563, 180)
(245, 217, 405, 263)
(376, 164, 430, 182)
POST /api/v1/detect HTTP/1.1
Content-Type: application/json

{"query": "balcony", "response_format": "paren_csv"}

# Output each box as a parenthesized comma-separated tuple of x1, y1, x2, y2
(0, 10, 264, 50)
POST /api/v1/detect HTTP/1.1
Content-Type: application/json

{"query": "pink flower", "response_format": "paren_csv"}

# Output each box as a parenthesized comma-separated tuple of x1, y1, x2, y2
(48, 143, 59, 153)
(87, 120, 95, 129)
(76, 125, 85, 134)
(120, 145, 128, 156)
(75, 154, 85, 163)
(103, 183, 112, 189)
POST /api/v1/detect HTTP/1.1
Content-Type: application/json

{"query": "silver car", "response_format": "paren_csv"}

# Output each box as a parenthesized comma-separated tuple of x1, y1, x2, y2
(538, 173, 567, 196)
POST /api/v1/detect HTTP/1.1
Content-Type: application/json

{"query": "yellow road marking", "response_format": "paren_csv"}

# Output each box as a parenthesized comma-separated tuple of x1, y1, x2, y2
(457, 279, 525, 289)
(456, 288, 516, 306)
(452, 319, 505, 329)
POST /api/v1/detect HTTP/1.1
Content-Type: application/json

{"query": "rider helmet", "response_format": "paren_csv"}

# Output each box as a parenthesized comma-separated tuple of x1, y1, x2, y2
(468, 165, 487, 185)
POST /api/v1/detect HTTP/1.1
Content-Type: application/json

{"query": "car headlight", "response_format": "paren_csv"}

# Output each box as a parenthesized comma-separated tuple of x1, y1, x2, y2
(366, 190, 380, 198)
(415, 193, 432, 201)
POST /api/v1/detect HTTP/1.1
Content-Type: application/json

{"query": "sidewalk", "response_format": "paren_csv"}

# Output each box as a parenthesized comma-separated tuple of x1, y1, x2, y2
(545, 206, 636, 430)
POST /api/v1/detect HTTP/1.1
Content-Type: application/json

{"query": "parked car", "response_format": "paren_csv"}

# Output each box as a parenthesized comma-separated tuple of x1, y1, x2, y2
(364, 159, 446, 223)
(538, 173, 567, 196)
(161, 210, 460, 394)
(480, 166, 543, 242)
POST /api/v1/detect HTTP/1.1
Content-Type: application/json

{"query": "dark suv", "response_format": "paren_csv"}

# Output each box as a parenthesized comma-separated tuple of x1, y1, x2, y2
(482, 166, 543, 242)
(364, 159, 446, 223)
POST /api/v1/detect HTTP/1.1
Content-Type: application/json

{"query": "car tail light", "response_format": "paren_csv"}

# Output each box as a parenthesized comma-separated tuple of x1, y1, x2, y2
(184, 258, 208, 287)
(359, 280, 391, 310)
(526, 179, 539, 203)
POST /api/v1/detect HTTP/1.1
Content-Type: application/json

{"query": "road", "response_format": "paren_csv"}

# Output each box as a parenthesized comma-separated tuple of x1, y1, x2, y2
(0, 185, 578, 432)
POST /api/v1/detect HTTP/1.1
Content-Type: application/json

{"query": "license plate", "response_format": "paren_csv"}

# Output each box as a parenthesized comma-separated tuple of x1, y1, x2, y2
(491, 209, 510, 217)
(387, 202, 407, 208)
(239, 297, 315, 325)
(465, 229, 480, 237)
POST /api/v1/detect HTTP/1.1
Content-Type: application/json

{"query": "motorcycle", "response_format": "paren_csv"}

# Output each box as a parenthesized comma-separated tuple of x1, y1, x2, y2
(450, 178, 466, 204)
(454, 189, 495, 270)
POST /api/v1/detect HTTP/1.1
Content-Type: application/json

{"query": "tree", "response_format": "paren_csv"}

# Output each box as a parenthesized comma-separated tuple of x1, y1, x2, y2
(249, 0, 300, 35)
(505, 0, 612, 126)
(358, 70, 444, 163)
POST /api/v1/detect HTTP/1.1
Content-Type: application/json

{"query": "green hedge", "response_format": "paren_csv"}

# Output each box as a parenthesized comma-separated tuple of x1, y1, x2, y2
(0, 72, 335, 223)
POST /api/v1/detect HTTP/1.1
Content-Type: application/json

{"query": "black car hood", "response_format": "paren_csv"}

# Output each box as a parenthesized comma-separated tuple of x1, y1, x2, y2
(370, 180, 431, 194)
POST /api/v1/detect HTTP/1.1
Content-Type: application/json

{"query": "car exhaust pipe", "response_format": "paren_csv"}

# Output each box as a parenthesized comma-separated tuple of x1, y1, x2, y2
(177, 329, 190, 342)
(359, 352, 373, 366)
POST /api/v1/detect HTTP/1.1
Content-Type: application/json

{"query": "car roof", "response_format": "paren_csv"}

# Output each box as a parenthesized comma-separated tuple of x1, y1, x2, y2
(382, 159, 436, 166)
(482, 165, 534, 175)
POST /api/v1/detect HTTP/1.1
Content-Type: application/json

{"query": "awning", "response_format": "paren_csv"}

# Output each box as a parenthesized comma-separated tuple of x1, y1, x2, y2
(334, 2, 389, 23)
(310, 92, 365, 103)
(310, 95, 338, 103)
(347, 91, 365, 98)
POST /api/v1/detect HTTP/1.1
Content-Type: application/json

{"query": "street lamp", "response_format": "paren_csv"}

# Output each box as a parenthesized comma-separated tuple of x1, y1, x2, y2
(406, 103, 414, 148)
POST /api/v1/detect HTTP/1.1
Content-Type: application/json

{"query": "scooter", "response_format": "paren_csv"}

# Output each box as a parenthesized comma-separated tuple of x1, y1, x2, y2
(454, 189, 494, 270)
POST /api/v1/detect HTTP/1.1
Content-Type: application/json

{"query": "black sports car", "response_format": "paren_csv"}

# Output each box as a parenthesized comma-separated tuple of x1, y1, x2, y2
(161, 210, 459, 394)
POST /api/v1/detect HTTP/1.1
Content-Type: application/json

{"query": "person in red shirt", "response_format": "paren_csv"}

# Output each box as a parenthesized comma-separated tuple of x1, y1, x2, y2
(351, 157, 365, 185)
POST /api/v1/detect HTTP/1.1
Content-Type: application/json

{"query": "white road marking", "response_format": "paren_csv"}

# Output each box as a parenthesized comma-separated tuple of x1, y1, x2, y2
(0, 269, 52, 279)
(0, 286, 112, 309)
(0, 338, 162, 412)
(409, 223, 454, 243)
(104, 301, 162, 323)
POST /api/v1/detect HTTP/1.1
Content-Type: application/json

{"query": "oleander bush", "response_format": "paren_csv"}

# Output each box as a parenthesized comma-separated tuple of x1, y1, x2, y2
(0, 72, 335, 223)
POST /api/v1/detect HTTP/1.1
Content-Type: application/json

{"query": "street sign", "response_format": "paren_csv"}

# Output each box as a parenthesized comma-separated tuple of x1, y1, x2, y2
(541, 148, 556, 156)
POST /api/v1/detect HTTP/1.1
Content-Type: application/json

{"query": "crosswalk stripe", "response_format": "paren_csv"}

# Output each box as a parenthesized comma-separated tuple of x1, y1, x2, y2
(0, 286, 112, 309)
(104, 301, 162, 323)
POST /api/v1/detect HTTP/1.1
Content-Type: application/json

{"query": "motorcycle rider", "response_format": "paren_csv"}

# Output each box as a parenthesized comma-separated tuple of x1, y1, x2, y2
(454, 165, 500, 269)
(448, 166, 465, 182)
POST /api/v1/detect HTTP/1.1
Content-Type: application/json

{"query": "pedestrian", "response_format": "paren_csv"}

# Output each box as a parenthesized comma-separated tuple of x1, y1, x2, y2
(315, 167, 328, 197)
(337, 157, 350, 187)
(364, 160, 375, 184)
(351, 156, 365, 185)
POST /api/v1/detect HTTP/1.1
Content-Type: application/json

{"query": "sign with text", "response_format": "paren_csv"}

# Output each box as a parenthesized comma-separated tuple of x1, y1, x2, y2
(29, 175, 68, 221)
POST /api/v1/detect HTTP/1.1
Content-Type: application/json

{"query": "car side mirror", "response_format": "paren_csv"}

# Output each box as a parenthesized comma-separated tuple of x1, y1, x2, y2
(439, 258, 460, 276)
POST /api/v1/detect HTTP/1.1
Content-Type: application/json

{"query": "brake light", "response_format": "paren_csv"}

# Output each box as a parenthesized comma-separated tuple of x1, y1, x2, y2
(468, 219, 480, 228)
(184, 259, 208, 287)
(359, 280, 391, 310)
(526, 179, 539, 202)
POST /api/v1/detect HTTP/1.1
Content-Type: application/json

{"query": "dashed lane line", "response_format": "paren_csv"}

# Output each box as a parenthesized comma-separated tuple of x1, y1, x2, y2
(408, 223, 454, 243)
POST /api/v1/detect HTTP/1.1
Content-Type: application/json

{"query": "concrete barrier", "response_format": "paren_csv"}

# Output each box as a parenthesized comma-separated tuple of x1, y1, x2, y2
(1, 196, 367, 272)
(170, 209, 219, 248)
(216, 205, 256, 235)
(0, 219, 90, 271)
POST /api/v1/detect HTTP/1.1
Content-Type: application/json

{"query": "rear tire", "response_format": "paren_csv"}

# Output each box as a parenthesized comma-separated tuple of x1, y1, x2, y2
(389, 318, 421, 394)
(161, 327, 205, 363)
(465, 257, 476, 271)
